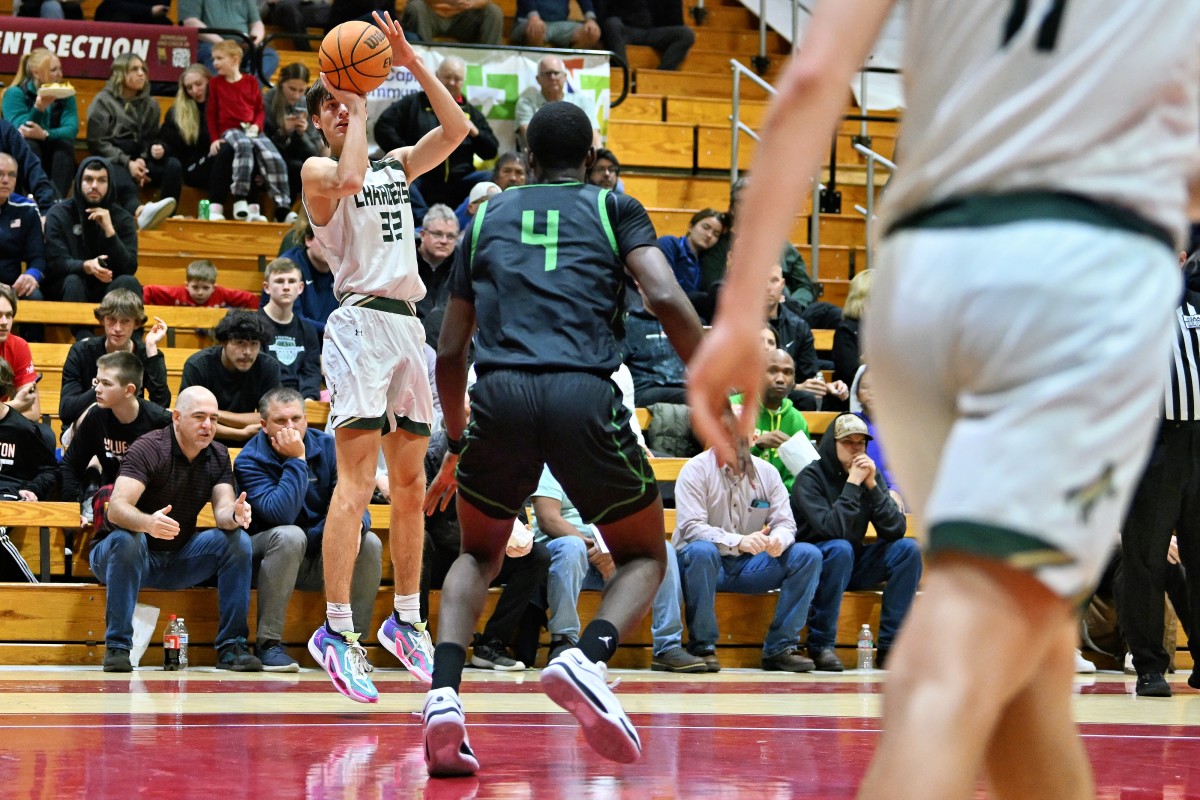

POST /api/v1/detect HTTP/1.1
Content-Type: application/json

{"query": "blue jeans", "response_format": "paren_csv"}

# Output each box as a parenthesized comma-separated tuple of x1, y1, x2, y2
(806, 538, 923, 649)
(544, 536, 686, 655)
(678, 540, 822, 658)
(90, 528, 253, 651)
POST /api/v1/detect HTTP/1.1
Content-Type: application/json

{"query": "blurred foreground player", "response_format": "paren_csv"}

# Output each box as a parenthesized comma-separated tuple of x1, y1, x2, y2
(687, 2, 1200, 798)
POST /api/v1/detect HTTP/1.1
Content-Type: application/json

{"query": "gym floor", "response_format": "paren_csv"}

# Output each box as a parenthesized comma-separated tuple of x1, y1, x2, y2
(2, 667, 1199, 799)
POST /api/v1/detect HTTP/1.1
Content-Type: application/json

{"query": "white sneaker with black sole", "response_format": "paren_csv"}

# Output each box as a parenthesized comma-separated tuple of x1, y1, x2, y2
(422, 688, 479, 777)
(540, 647, 641, 764)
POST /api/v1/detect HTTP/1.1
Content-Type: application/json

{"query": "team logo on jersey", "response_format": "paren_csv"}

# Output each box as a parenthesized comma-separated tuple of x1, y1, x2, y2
(1064, 463, 1116, 524)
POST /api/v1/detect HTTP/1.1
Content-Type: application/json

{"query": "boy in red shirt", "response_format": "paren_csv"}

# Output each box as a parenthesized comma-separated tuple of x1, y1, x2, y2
(207, 40, 291, 222)
(143, 259, 258, 309)
(0, 284, 39, 421)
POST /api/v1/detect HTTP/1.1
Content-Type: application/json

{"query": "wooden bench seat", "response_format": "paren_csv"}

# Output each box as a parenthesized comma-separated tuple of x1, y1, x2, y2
(0, 582, 887, 670)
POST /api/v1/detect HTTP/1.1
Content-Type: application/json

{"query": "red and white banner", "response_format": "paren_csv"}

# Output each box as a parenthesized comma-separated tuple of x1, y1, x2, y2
(0, 18, 195, 82)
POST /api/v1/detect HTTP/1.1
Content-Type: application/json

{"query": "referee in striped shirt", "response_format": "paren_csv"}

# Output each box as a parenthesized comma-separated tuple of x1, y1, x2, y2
(1117, 252, 1200, 697)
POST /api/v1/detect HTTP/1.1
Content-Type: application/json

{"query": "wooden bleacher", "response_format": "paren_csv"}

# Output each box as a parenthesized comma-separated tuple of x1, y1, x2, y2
(0, 497, 890, 670)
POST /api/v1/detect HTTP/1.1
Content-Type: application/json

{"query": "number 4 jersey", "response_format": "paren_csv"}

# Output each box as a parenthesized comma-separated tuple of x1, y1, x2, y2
(878, 0, 1200, 245)
(449, 182, 658, 374)
(306, 156, 424, 304)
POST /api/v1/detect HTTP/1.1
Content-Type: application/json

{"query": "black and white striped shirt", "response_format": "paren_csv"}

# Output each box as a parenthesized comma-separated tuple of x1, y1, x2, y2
(1165, 295, 1200, 421)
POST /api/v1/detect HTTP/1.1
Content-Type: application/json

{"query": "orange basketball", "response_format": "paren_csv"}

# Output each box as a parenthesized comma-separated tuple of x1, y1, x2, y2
(318, 20, 393, 94)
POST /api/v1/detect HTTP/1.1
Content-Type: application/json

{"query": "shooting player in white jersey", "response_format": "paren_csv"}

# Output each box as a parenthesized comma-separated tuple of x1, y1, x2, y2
(687, 1, 1200, 798)
(301, 11, 470, 703)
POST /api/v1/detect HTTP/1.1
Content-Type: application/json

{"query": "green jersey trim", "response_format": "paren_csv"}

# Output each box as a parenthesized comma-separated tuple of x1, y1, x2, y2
(597, 188, 618, 257)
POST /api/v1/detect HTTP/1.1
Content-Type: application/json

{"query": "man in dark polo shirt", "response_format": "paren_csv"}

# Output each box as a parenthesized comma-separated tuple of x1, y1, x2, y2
(180, 309, 282, 447)
(421, 102, 705, 776)
(89, 385, 262, 673)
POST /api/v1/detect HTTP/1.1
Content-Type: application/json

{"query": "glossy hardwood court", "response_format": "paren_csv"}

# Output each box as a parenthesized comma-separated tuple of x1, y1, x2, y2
(3, 666, 1200, 799)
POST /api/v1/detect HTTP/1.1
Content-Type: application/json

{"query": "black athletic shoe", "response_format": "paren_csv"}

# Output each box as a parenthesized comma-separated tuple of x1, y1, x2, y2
(217, 637, 263, 672)
(1136, 672, 1172, 697)
(103, 646, 132, 673)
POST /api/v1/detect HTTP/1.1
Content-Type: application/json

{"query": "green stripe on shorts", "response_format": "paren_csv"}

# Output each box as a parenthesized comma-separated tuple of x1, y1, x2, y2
(927, 520, 1075, 570)
(888, 191, 1174, 250)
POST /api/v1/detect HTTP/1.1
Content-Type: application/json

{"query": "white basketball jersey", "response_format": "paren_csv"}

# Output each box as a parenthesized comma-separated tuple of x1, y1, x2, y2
(878, 0, 1200, 243)
(308, 156, 425, 303)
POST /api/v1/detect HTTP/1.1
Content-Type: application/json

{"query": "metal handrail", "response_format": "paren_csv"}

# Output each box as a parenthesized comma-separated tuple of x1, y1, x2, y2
(730, 56, 901, 282)
(852, 142, 897, 267)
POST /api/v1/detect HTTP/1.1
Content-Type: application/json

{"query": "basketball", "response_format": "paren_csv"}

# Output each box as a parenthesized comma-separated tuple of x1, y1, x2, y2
(318, 20, 393, 94)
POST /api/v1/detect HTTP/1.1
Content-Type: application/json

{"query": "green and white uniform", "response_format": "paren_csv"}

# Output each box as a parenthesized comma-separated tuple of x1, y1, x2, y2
(306, 157, 434, 433)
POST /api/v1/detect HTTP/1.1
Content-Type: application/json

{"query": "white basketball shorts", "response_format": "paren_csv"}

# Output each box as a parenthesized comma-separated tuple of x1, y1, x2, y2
(864, 217, 1179, 600)
(322, 295, 434, 435)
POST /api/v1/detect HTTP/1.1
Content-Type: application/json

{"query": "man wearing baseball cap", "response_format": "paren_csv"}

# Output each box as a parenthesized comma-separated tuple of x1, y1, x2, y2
(791, 412, 921, 671)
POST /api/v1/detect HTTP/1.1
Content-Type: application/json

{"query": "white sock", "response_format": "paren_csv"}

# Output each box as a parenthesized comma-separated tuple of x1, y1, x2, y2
(394, 593, 421, 625)
(326, 602, 354, 634)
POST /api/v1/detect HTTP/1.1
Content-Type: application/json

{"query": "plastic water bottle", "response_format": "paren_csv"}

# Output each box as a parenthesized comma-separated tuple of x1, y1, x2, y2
(176, 617, 189, 670)
(163, 615, 181, 671)
(857, 624, 874, 670)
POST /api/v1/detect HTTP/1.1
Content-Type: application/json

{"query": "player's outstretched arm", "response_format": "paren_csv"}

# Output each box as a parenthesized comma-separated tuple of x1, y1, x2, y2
(373, 10, 471, 182)
(625, 244, 705, 366)
(688, 0, 894, 465)
(426, 295, 477, 514)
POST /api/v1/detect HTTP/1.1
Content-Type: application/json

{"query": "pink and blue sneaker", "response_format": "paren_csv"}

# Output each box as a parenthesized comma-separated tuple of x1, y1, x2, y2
(308, 624, 378, 704)
(378, 614, 434, 684)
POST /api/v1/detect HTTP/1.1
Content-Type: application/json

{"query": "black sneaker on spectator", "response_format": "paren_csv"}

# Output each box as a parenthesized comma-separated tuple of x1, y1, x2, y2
(103, 646, 132, 673)
(217, 637, 263, 672)
(1135, 672, 1172, 697)
(651, 646, 708, 673)
(137, 197, 176, 230)
(470, 637, 525, 671)
(258, 640, 300, 673)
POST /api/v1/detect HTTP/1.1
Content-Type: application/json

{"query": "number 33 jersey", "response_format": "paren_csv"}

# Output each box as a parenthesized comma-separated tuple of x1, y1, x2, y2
(449, 182, 658, 374)
(878, 0, 1200, 245)
(309, 156, 425, 304)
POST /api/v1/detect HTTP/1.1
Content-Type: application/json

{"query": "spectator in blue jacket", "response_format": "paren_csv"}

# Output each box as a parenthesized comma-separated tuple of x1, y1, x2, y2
(657, 207, 723, 321)
(275, 226, 337, 336)
(0, 117, 58, 214)
(0, 153, 47, 299)
(234, 387, 383, 671)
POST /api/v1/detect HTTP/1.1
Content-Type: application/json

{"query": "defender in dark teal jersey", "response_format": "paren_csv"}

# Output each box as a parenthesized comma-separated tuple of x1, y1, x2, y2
(421, 102, 705, 777)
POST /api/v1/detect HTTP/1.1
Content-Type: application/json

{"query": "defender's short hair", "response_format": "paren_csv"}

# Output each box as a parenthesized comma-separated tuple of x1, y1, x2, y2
(185, 260, 218, 284)
(526, 102, 593, 171)
(258, 386, 305, 418)
(264, 257, 302, 281)
(94, 289, 147, 326)
(215, 309, 273, 346)
(97, 350, 144, 393)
